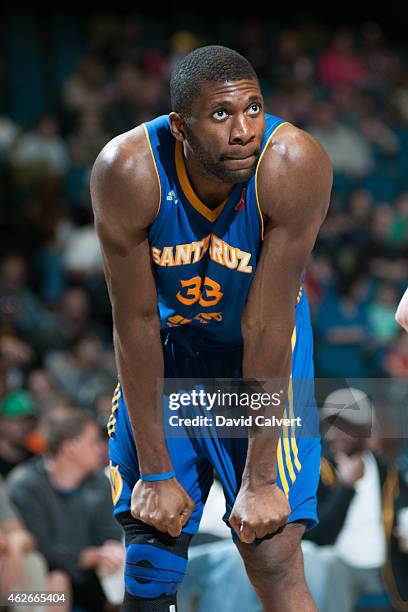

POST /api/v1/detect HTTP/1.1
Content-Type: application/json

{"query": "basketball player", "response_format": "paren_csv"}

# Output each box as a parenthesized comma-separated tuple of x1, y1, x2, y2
(91, 46, 332, 611)
(396, 288, 408, 332)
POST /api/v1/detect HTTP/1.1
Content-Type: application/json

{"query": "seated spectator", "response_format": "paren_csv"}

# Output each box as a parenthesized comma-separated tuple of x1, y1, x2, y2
(46, 333, 116, 409)
(356, 205, 408, 282)
(8, 411, 124, 612)
(0, 474, 60, 612)
(302, 388, 408, 612)
(318, 29, 367, 88)
(0, 391, 37, 477)
(315, 277, 369, 377)
(39, 286, 110, 352)
(368, 282, 400, 345)
(10, 115, 69, 187)
(26, 369, 68, 415)
(62, 55, 111, 115)
(307, 100, 373, 178)
(0, 253, 60, 355)
(68, 111, 111, 169)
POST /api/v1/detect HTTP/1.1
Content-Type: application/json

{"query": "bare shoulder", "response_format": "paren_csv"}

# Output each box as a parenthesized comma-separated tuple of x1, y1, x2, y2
(90, 124, 160, 250)
(257, 122, 332, 225)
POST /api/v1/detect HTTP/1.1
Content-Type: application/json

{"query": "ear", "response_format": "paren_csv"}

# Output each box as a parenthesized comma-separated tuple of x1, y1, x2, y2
(169, 112, 185, 142)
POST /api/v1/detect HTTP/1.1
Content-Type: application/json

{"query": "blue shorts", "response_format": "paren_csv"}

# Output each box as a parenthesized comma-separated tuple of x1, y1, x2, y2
(108, 294, 320, 538)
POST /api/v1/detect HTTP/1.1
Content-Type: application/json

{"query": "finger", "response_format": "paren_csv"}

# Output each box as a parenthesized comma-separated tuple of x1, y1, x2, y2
(180, 508, 192, 528)
(228, 513, 239, 532)
(239, 522, 256, 544)
(167, 520, 182, 538)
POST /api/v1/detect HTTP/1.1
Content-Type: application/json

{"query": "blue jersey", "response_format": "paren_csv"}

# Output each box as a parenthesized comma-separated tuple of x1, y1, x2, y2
(144, 113, 292, 347)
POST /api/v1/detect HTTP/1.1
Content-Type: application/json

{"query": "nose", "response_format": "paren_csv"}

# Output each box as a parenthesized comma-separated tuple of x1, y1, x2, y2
(229, 113, 255, 146)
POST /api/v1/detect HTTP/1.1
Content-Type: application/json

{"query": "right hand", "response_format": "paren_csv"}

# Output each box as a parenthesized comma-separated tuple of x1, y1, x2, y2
(131, 478, 195, 537)
(335, 451, 365, 486)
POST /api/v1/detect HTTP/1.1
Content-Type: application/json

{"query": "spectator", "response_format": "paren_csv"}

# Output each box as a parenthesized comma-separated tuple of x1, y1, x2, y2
(8, 411, 124, 612)
(308, 100, 373, 177)
(46, 333, 116, 409)
(303, 388, 408, 612)
(0, 254, 59, 355)
(0, 474, 59, 612)
(0, 391, 37, 477)
(10, 115, 69, 187)
(62, 55, 111, 115)
(318, 29, 367, 88)
(68, 111, 111, 168)
(315, 277, 369, 377)
(368, 282, 401, 345)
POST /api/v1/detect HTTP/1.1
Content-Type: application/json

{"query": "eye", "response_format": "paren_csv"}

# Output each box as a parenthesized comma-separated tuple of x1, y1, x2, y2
(248, 103, 261, 116)
(212, 109, 228, 121)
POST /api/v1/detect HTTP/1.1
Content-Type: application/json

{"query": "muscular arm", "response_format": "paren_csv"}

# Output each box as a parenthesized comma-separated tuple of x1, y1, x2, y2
(230, 124, 332, 542)
(396, 288, 408, 332)
(243, 124, 332, 477)
(91, 126, 173, 475)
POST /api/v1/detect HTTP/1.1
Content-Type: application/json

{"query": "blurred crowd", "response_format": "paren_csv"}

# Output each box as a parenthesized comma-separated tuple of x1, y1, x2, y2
(0, 13, 407, 611)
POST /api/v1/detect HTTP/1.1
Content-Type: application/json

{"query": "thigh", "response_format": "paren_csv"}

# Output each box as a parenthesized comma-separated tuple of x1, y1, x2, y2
(235, 519, 307, 573)
(107, 382, 213, 536)
(204, 300, 321, 538)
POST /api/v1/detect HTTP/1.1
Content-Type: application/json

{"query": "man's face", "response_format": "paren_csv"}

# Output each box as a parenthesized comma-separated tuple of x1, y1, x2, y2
(70, 423, 104, 475)
(179, 79, 266, 184)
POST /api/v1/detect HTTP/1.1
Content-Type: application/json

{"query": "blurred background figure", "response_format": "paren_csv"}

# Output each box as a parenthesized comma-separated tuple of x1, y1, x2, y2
(303, 388, 408, 612)
(0, 474, 53, 612)
(0, 391, 38, 477)
(7, 411, 124, 612)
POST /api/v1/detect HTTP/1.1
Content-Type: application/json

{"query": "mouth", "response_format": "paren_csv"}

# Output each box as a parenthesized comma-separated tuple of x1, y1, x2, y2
(223, 150, 258, 161)
(222, 154, 257, 170)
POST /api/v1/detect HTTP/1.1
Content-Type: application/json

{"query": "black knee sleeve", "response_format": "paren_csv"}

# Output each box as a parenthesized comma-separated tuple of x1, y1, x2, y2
(116, 512, 191, 610)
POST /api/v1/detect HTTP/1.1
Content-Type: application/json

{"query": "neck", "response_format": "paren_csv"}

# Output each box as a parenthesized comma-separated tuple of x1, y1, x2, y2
(44, 456, 85, 490)
(183, 143, 236, 209)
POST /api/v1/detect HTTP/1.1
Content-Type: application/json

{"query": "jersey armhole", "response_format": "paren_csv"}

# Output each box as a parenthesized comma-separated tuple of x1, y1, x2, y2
(142, 123, 162, 218)
(255, 121, 289, 240)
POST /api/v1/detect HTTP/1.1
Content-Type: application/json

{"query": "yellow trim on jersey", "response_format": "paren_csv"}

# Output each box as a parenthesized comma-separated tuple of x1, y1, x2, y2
(278, 324, 302, 495)
(175, 140, 228, 222)
(277, 438, 290, 497)
(289, 327, 302, 471)
(108, 382, 121, 438)
(255, 121, 289, 240)
(143, 124, 162, 217)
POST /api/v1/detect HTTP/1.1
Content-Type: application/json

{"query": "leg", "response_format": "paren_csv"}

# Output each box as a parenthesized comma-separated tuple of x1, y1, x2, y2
(236, 519, 316, 612)
(117, 512, 192, 611)
(107, 381, 213, 611)
(179, 539, 261, 612)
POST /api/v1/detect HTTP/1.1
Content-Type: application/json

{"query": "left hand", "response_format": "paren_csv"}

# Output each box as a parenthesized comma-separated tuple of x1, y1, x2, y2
(229, 482, 290, 544)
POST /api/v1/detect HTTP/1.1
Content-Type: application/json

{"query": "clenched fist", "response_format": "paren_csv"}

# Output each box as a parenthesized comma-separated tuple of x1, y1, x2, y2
(229, 482, 290, 544)
(131, 478, 195, 537)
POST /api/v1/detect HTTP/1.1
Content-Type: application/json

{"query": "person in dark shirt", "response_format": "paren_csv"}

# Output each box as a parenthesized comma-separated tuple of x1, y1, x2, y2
(0, 391, 36, 477)
(8, 411, 124, 612)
